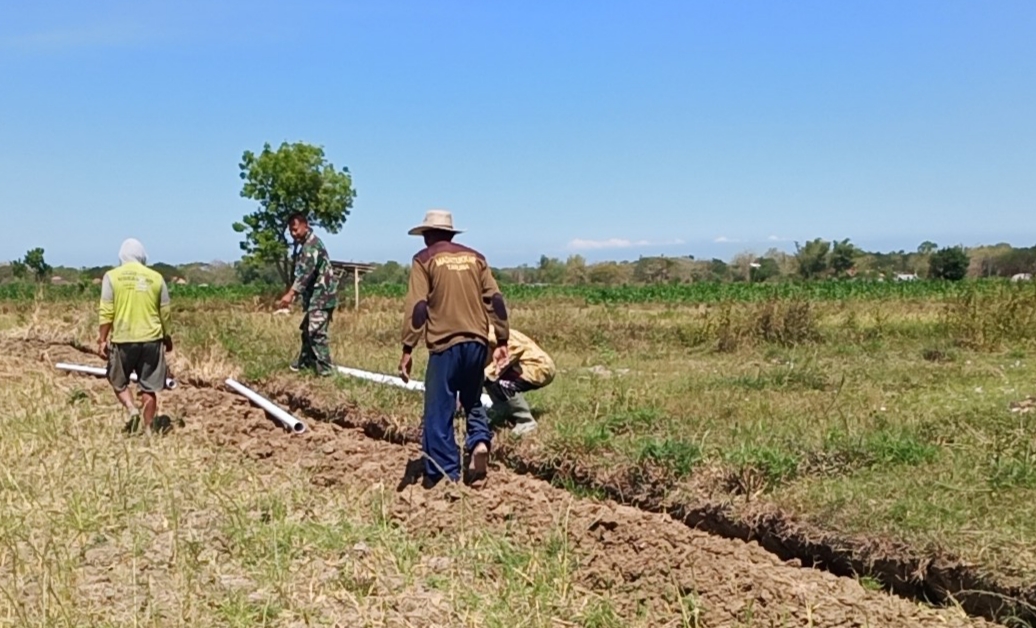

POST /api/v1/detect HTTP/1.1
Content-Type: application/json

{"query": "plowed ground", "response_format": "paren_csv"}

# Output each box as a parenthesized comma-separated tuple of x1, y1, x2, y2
(2, 339, 993, 627)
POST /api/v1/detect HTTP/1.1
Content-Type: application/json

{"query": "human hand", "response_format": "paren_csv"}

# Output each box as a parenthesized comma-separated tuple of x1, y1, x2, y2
(398, 353, 412, 383)
(163, 336, 174, 352)
(493, 345, 510, 372)
(277, 291, 294, 309)
(98, 339, 109, 360)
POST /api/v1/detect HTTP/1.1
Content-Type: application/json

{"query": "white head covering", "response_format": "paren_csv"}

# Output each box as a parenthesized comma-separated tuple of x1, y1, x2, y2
(118, 238, 148, 265)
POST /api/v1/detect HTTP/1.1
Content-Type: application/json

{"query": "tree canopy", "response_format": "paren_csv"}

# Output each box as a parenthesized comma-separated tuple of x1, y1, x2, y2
(929, 246, 970, 281)
(794, 238, 830, 279)
(234, 141, 357, 287)
(22, 248, 51, 282)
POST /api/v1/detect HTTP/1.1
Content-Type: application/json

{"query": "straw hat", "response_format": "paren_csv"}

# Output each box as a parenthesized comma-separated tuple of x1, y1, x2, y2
(408, 209, 464, 236)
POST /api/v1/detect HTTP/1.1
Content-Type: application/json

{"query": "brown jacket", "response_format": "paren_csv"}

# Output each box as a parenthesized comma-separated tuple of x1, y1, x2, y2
(485, 327, 555, 388)
(401, 241, 509, 355)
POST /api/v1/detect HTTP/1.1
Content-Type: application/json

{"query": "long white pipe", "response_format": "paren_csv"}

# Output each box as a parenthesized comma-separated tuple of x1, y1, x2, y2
(56, 362, 178, 390)
(335, 365, 495, 408)
(224, 378, 307, 433)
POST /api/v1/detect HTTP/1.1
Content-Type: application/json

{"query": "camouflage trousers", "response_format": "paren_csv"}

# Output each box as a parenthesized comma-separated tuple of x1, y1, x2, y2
(296, 309, 334, 375)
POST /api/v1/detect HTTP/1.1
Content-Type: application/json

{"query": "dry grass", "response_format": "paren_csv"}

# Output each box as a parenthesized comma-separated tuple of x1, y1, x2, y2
(0, 351, 663, 627)
(4, 286, 1036, 600)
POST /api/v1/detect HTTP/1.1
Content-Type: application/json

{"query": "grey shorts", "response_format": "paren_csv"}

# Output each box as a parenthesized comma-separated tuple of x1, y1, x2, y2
(107, 341, 167, 393)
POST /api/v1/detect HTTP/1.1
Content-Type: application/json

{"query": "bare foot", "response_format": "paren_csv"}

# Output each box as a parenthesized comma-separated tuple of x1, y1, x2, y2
(469, 442, 488, 479)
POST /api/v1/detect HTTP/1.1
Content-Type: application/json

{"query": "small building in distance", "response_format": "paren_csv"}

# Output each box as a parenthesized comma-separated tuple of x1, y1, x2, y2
(331, 261, 376, 310)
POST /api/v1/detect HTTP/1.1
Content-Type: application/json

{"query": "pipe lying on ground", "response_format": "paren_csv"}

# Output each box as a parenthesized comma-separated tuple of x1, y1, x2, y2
(55, 362, 178, 390)
(335, 365, 495, 408)
(225, 378, 307, 433)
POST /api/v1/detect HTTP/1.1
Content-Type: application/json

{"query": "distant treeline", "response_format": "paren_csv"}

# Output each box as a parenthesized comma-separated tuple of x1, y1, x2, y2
(358, 239, 1036, 287)
(2, 239, 1034, 288)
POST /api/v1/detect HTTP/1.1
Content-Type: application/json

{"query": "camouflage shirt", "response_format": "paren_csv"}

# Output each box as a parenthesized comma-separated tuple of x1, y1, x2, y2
(291, 230, 338, 311)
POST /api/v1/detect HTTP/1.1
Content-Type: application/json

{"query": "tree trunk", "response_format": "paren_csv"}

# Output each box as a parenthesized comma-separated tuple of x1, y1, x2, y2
(277, 234, 296, 290)
(275, 257, 292, 292)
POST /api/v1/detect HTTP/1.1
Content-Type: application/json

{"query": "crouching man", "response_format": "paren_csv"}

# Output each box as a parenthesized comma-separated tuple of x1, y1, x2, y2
(98, 238, 173, 433)
(484, 327, 555, 436)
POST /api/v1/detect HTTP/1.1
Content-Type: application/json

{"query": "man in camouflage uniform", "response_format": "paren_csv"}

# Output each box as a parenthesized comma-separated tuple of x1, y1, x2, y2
(277, 212, 339, 376)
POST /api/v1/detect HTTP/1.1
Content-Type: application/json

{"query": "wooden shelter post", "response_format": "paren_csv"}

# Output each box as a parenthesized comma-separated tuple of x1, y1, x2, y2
(330, 261, 376, 311)
(353, 267, 359, 310)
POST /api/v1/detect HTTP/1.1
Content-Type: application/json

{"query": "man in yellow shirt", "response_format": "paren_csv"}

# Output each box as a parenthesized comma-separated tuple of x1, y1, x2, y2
(484, 326, 555, 436)
(98, 238, 173, 433)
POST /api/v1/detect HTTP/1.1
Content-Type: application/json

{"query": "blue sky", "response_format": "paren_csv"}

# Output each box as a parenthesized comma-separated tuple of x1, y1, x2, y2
(1, 0, 1034, 268)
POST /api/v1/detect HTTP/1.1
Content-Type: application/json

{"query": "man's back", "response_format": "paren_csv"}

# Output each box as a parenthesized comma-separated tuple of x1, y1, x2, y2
(100, 263, 170, 343)
(402, 240, 508, 354)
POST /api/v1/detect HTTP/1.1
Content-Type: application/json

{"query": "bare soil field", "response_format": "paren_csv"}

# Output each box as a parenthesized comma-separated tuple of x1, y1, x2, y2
(0, 336, 997, 627)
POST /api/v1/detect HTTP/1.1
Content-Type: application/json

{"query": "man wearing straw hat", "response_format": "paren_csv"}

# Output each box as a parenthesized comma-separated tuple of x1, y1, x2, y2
(399, 209, 510, 486)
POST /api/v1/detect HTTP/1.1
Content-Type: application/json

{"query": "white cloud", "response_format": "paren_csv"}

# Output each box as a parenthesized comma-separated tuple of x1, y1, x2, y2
(713, 236, 741, 243)
(767, 235, 791, 242)
(568, 237, 684, 251)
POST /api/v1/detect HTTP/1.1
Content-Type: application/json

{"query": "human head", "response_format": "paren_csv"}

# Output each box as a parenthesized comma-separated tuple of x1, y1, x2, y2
(118, 238, 148, 265)
(408, 209, 463, 245)
(287, 212, 310, 243)
(423, 229, 455, 247)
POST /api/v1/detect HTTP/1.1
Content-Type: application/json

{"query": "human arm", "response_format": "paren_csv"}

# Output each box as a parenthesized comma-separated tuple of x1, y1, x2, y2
(479, 262, 510, 370)
(98, 273, 114, 358)
(399, 258, 431, 382)
(159, 278, 173, 351)
(279, 245, 315, 308)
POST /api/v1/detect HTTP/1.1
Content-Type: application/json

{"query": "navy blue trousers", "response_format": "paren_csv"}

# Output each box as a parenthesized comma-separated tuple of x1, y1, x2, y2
(422, 341, 493, 481)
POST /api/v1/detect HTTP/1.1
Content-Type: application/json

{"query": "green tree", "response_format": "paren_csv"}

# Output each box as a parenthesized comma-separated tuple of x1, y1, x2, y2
(536, 255, 565, 284)
(794, 238, 830, 279)
(750, 257, 781, 283)
(81, 265, 113, 280)
(11, 260, 27, 280)
(23, 248, 51, 282)
(491, 267, 515, 285)
(564, 255, 588, 285)
(150, 262, 179, 281)
(708, 258, 729, 281)
(235, 141, 357, 288)
(830, 238, 858, 277)
(235, 258, 281, 286)
(588, 262, 632, 285)
(364, 261, 409, 285)
(634, 256, 676, 283)
(929, 246, 970, 281)
(917, 240, 938, 255)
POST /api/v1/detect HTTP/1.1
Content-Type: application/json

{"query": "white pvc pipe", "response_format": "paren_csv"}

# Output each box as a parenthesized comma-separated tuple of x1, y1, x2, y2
(335, 365, 495, 408)
(56, 362, 178, 390)
(225, 378, 307, 433)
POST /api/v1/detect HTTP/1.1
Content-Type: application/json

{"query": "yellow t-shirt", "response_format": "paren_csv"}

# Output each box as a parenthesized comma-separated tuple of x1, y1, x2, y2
(99, 262, 171, 343)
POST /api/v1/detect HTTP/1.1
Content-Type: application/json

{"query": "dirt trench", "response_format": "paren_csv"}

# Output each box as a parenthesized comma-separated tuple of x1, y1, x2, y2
(10, 338, 1002, 627)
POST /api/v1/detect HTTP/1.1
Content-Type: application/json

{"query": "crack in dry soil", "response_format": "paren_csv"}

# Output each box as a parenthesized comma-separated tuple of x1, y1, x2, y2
(15, 339, 1021, 626)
